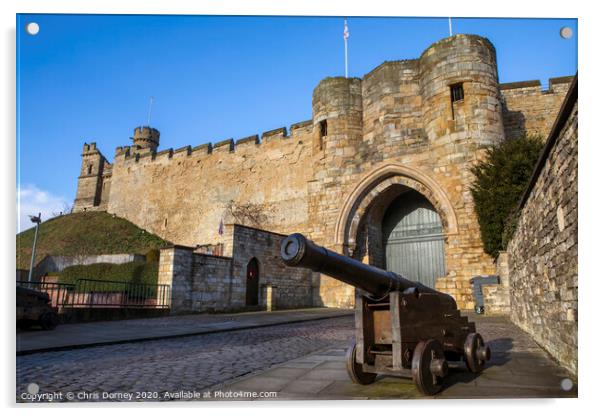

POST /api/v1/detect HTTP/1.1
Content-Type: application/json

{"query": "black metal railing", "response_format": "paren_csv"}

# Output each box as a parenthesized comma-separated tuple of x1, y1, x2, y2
(16, 279, 171, 309)
(68, 279, 171, 309)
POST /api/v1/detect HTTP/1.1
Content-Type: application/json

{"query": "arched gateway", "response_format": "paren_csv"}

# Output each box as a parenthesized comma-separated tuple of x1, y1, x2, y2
(335, 164, 457, 288)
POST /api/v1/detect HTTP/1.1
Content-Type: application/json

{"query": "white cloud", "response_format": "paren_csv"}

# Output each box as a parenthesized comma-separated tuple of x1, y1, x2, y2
(17, 184, 70, 233)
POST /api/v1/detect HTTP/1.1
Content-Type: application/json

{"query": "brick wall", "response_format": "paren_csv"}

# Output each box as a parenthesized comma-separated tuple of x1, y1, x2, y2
(507, 80, 577, 375)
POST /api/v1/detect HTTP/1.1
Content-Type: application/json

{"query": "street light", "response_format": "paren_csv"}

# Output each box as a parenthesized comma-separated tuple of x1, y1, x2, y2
(27, 212, 42, 283)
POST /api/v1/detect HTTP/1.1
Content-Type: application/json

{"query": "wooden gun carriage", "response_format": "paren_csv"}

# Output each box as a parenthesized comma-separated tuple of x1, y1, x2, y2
(280, 233, 490, 395)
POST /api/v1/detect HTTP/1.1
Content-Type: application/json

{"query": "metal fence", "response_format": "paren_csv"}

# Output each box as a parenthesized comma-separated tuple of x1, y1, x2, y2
(16, 279, 171, 309)
(68, 279, 171, 309)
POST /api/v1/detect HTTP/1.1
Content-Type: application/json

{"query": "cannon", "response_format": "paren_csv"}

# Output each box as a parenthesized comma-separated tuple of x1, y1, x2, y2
(280, 233, 491, 395)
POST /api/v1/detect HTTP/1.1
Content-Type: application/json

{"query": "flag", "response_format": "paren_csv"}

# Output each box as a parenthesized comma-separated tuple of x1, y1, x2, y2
(343, 20, 349, 40)
(218, 218, 224, 236)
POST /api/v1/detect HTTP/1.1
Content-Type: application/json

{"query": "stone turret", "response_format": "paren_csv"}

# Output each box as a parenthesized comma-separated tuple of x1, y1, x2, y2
(131, 126, 160, 152)
(419, 34, 505, 147)
(312, 77, 363, 157)
(73, 142, 110, 212)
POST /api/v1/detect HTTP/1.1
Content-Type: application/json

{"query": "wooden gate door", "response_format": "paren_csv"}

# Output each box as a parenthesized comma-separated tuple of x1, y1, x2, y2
(245, 258, 259, 306)
(382, 190, 446, 288)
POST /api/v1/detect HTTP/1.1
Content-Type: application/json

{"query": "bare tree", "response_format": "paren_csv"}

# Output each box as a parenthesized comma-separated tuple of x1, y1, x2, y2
(224, 200, 272, 228)
(51, 202, 73, 218)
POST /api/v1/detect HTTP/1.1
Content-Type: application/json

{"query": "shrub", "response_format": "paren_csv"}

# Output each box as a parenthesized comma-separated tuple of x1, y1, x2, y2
(470, 135, 544, 258)
(58, 261, 159, 291)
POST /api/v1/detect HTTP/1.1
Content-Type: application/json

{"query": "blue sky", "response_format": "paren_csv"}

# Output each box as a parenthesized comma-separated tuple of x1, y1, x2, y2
(16, 14, 577, 231)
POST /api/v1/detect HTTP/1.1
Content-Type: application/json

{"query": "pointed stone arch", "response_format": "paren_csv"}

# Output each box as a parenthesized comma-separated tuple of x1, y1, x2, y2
(335, 163, 458, 256)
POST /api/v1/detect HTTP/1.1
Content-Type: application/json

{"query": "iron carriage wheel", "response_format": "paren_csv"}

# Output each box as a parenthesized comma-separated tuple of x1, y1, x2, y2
(39, 311, 59, 330)
(464, 332, 491, 373)
(411, 339, 449, 395)
(345, 343, 377, 385)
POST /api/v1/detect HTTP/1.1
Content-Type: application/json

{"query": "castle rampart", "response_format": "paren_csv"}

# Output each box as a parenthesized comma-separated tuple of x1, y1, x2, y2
(73, 34, 573, 310)
(500, 76, 573, 139)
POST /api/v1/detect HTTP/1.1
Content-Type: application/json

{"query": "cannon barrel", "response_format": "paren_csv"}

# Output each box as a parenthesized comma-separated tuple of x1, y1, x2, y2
(281, 233, 456, 307)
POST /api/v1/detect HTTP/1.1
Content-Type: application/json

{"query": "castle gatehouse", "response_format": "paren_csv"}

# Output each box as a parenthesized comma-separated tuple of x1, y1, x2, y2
(72, 34, 573, 312)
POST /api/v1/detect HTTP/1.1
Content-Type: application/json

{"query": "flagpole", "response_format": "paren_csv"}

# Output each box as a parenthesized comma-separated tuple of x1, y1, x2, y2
(448, 17, 453, 37)
(344, 20, 349, 78)
(345, 37, 348, 78)
(147, 96, 155, 126)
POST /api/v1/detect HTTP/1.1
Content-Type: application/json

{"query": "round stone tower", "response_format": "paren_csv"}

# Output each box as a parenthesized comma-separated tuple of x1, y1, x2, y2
(311, 77, 363, 157)
(131, 126, 160, 152)
(309, 77, 364, 308)
(419, 34, 505, 147)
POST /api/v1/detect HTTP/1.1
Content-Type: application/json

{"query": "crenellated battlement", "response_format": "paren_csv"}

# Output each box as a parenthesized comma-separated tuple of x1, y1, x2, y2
(500, 76, 573, 94)
(113, 119, 313, 167)
(82, 142, 100, 155)
(71, 33, 575, 313)
(500, 75, 574, 140)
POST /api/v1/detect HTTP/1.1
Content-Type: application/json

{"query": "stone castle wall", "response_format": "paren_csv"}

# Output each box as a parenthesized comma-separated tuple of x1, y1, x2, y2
(501, 77, 573, 140)
(307, 35, 505, 309)
(75, 34, 573, 310)
(107, 123, 314, 246)
(507, 79, 577, 375)
(158, 224, 314, 313)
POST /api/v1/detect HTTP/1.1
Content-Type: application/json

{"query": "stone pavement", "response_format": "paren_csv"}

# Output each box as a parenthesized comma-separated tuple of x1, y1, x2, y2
(16, 307, 352, 354)
(16, 312, 578, 402)
(219, 313, 578, 400)
(17, 315, 355, 402)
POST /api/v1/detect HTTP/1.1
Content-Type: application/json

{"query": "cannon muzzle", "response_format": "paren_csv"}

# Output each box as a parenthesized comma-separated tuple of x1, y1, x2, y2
(281, 233, 455, 307)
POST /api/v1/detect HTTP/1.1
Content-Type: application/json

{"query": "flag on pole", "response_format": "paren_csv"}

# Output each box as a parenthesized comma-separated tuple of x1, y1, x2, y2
(343, 20, 349, 40)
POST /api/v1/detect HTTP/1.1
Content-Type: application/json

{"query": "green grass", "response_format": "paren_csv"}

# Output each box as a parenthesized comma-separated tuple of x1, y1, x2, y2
(58, 261, 159, 292)
(16, 211, 169, 269)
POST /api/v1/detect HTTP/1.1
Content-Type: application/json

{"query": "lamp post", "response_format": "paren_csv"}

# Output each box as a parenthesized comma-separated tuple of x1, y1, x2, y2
(27, 212, 42, 283)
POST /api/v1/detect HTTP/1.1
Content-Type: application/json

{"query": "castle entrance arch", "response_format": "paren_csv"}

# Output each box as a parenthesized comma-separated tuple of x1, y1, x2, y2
(382, 190, 445, 288)
(334, 164, 457, 286)
(245, 258, 259, 306)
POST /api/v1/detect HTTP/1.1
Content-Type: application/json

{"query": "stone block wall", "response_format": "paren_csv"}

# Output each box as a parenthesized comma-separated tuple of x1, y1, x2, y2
(159, 224, 315, 314)
(308, 35, 503, 309)
(157, 246, 194, 313)
(482, 284, 510, 315)
(106, 122, 314, 247)
(73, 34, 573, 313)
(501, 77, 573, 140)
(507, 80, 577, 375)
(227, 224, 317, 309)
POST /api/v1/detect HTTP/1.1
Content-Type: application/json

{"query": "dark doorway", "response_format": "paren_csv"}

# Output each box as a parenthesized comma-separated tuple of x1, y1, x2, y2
(382, 190, 446, 288)
(245, 258, 259, 306)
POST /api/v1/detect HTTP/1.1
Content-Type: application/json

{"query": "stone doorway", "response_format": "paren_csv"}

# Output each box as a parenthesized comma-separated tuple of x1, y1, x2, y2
(245, 258, 260, 306)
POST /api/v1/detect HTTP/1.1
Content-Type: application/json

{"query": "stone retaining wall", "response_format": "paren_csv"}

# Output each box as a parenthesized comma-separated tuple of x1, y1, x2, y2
(506, 79, 577, 375)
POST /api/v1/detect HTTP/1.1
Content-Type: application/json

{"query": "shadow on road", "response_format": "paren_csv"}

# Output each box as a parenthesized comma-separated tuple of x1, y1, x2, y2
(441, 336, 514, 391)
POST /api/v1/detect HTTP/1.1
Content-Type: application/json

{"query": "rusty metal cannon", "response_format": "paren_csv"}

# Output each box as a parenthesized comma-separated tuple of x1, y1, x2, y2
(280, 233, 490, 395)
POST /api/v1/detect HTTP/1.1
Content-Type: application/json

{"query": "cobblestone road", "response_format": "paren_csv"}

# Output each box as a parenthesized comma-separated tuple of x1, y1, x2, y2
(16, 316, 354, 402)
